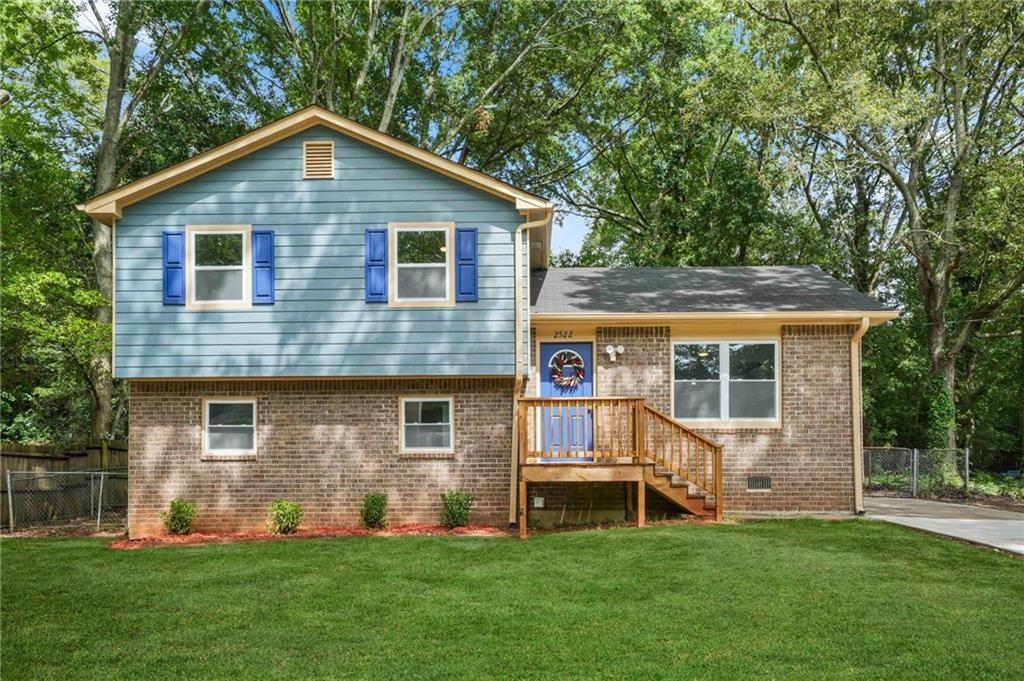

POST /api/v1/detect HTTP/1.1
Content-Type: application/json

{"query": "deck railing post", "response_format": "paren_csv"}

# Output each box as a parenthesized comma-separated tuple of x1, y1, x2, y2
(633, 400, 643, 463)
(518, 402, 528, 464)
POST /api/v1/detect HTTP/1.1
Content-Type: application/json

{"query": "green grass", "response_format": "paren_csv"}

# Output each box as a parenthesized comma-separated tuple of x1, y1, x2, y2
(3, 520, 1022, 680)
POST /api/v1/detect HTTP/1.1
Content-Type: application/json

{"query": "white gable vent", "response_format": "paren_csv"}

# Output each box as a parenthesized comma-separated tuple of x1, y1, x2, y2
(303, 140, 334, 179)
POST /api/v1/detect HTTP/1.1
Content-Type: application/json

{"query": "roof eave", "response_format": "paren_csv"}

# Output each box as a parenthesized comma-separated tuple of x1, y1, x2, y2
(529, 310, 900, 326)
(78, 106, 553, 222)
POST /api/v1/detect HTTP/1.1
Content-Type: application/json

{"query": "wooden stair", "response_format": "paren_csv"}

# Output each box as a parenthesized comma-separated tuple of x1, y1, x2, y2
(643, 464, 717, 518)
(638, 404, 723, 521)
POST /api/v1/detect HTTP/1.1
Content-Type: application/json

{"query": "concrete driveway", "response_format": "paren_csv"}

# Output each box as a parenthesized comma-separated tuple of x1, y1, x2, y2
(864, 496, 1024, 555)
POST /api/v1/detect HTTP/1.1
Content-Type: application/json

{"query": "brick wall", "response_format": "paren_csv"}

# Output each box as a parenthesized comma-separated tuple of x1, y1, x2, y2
(128, 378, 514, 537)
(596, 324, 856, 512)
(596, 326, 672, 410)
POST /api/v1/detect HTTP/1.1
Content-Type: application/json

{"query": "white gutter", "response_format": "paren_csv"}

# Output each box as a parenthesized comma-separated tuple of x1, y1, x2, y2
(508, 207, 553, 524)
(851, 316, 870, 514)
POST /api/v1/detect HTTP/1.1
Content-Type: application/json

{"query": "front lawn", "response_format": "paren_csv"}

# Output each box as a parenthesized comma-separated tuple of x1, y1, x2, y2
(3, 520, 1022, 679)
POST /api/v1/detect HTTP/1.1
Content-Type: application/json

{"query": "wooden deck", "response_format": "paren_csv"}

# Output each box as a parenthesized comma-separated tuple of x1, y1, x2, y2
(516, 397, 724, 538)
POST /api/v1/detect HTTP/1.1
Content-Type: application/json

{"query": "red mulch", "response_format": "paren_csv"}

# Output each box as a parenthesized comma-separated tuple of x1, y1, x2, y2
(109, 524, 508, 549)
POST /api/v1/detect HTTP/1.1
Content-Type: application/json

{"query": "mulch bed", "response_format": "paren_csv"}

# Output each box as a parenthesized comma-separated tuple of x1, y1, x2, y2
(963, 495, 1024, 513)
(109, 524, 508, 549)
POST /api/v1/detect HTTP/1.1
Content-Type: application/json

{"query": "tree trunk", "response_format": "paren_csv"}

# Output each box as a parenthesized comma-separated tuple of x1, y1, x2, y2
(89, 3, 137, 441)
(937, 359, 957, 450)
(922, 268, 959, 449)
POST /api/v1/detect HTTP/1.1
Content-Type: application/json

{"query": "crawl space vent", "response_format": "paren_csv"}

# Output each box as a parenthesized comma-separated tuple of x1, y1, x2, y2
(303, 141, 334, 179)
(746, 475, 772, 491)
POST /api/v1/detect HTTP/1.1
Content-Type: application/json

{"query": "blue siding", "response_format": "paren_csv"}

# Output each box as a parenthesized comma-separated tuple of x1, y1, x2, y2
(114, 126, 524, 378)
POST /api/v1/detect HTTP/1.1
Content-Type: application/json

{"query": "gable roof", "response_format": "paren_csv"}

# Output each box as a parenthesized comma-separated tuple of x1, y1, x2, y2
(531, 266, 897, 322)
(77, 105, 553, 226)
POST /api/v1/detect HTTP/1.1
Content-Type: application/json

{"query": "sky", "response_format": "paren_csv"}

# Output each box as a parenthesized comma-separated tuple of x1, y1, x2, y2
(551, 211, 588, 254)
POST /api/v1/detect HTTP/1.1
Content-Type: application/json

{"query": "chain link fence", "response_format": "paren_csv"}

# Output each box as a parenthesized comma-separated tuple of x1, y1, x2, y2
(863, 447, 970, 498)
(5, 469, 128, 531)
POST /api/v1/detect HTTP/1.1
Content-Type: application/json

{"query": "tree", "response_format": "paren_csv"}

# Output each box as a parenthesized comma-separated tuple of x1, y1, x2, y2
(81, 0, 221, 440)
(211, 0, 659, 191)
(742, 0, 1024, 447)
(1, 0, 105, 443)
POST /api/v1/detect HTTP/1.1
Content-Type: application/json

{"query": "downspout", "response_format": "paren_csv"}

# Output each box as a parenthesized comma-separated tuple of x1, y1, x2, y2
(851, 316, 870, 514)
(508, 207, 552, 524)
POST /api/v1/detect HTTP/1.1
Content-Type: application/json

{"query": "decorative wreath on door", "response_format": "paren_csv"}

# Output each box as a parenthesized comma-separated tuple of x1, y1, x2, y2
(549, 350, 585, 390)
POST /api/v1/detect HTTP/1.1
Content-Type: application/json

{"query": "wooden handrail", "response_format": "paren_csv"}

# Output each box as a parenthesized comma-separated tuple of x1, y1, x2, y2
(517, 397, 647, 406)
(640, 403, 723, 449)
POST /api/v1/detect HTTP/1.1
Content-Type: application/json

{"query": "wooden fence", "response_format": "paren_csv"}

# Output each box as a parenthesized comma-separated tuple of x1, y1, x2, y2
(1, 442, 128, 528)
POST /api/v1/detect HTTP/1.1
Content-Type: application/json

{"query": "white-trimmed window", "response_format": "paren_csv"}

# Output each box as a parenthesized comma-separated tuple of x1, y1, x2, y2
(389, 223, 453, 305)
(673, 341, 778, 422)
(188, 225, 251, 308)
(400, 397, 453, 452)
(203, 398, 257, 455)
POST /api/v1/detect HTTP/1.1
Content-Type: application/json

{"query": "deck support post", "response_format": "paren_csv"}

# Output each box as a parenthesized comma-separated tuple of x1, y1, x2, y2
(636, 479, 646, 528)
(625, 482, 634, 521)
(518, 479, 528, 540)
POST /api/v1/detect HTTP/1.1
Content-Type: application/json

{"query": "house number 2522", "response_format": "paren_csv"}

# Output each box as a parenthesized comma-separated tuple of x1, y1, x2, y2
(553, 330, 574, 339)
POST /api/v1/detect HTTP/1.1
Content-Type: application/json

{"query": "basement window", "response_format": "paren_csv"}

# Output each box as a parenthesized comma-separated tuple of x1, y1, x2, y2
(400, 397, 453, 453)
(203, 399, 256, 457)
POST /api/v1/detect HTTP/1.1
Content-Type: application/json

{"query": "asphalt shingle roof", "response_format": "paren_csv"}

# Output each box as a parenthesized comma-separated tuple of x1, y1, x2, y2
(530, 266, 892, 315)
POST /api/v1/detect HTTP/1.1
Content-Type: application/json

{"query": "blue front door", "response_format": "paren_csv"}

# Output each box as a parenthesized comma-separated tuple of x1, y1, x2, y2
(539, 342, 594, 457)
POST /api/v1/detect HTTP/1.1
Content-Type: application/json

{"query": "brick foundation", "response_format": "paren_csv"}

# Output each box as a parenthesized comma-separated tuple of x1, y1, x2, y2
(128, 378, 514, 537)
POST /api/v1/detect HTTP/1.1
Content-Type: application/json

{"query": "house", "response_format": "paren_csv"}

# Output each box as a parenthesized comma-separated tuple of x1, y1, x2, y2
(78, 106, 897, 538)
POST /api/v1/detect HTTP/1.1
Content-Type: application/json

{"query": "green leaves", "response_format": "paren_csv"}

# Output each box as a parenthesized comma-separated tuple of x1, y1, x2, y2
(926, 377, 957, 450)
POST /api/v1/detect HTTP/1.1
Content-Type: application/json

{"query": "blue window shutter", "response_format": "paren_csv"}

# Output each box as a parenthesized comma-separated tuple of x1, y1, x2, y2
(162, 231, 185, 305)
(455, 227, 478, 302)
(252, 230, 275, 304)
(365, 229, 387, 302)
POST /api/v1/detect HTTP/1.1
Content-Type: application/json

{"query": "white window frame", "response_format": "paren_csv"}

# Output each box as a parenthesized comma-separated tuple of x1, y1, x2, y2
(202, 397, 257, 458)
(671, 340, 781, 427)
(399, 396, 455, 454)
(388, 222, 455, 308)
(186, 224, 252, 311)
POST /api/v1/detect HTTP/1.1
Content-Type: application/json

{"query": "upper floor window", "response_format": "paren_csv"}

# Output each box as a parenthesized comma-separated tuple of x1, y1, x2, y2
(188, 225, 251, 309)
(389, 223, 453, 306)
(672, 341, 778, 423)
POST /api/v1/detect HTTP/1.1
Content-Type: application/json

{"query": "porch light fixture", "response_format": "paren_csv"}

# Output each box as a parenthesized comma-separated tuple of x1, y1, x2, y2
(605, 344, 625, 362)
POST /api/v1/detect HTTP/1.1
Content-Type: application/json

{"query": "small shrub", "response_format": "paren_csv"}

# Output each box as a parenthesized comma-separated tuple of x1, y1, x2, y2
(160, 499, 197, 535)
(361, 492, 387, 528)
(267, 499, 304, 534)
(440, 490, 474, 528)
